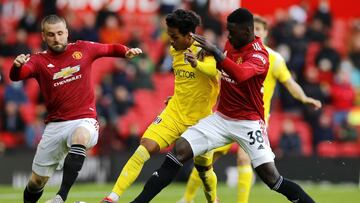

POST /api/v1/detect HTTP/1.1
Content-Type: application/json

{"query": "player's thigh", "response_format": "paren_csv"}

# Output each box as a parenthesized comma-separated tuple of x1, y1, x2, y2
(230, 120, 275, 168)
(236, 146, 251, 165)
(182, 113, 232, 157)
(142, 113, 186, 150)
(67, 118, 99, 148)
(32, 123, 68, 177)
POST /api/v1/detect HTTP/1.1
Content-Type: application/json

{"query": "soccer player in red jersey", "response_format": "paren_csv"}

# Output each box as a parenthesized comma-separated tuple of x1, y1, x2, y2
(10, 15, 142, 203)
(130, 8, 315, 203)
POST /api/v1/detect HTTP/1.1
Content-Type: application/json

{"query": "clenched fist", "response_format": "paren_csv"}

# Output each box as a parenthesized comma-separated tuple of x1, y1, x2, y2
(13, 54, 30, 68)
(125, 48, 143, 59)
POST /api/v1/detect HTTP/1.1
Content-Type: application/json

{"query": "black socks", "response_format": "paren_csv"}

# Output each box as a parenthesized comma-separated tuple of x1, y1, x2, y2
(57, 144, 86, 201)
(272, 176, 315, 203)
(23, 185, 44, 203)
(131, 153, 183, 203)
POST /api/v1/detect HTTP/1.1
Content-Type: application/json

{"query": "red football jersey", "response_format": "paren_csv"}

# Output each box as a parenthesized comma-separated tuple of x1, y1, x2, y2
(216, 37, 269, 121)
(10, 40, 128, 123)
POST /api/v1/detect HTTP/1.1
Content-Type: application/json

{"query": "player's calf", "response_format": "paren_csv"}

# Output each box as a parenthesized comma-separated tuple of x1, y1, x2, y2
(255, 163, 315, 203)
(57, 144, 86, 201)
(24, 184, 44, 203)
(24, 172, 48, 203)
(271, 176, 315, 203)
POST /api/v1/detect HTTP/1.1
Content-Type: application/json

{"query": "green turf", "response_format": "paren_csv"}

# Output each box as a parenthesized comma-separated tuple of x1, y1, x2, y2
(0, 182, 359, 203)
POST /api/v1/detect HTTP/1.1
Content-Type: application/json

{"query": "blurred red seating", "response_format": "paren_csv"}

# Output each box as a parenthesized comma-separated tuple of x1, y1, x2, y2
(317, 141, 360, 157)
(91, 58, 116, 84)
(1, 57, 14, 84)
(268, 111, 313, 156)
(27, 33, 42, 51)
(0, 132, 24, 149)
(305, 42, 321, 68)
(329, 19, 349, 57)
(0, 85, 4, 107)
(24, 79, 39, 104)
(317, 141, 339, 157)
(19, 103, 36, 124)
(116, 73, 174, 139)
(338, 142, 360, 157)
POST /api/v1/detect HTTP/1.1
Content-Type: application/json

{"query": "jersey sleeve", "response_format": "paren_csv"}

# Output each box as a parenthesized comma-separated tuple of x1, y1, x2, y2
(195, 55, 218, 77)
(81, 40, 129, 59)
(272, 53, 291, 83)
(218, 51, 268, 83)
(9, 56, 37, 81)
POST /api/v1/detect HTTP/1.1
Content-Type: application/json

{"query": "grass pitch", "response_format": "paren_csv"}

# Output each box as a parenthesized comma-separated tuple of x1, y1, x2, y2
(0, 182, 359, 203)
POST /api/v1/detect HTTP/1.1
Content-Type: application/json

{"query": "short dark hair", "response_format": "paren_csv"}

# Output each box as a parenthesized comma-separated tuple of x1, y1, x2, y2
(227, 8, 254, 27)
(254, 15, 268, 30)
(166, 9, 201, 35)
(41, 14, 67, 31)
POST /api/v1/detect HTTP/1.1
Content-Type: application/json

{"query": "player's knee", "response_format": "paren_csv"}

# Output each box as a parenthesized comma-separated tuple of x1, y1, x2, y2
(194, 164, 212, 172)
(173, 138, 193, 163)
(29, 173, 48, 189)
(263, 173, 280, 189)
(140, 138, 160, 155)
(71, 127, 91, 146)
(237, 153, 251, 166)
(236, 148, 251, 166)
(254, 162, 280, 188)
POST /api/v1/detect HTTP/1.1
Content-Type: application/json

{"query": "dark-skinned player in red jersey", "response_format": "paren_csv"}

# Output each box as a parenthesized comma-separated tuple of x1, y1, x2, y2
(10, 15, 142, 203)
(129, 8, 315, 203)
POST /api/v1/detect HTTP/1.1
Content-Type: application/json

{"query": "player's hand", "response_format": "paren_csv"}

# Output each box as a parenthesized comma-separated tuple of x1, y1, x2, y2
(125, 48, 143, 59)
(304, 97, 322, 110)
(184, 48, 197, 68)
(164, 96, 172, 105)
(191, 33, 225, 61)
(13, 54, 30, 68)
(191, 33, 217, 53)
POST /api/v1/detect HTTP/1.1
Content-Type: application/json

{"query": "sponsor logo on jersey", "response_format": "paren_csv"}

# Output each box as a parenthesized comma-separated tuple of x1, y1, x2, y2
(53, 65, 80, 80)
(53, 65, 82, 87)
(221, 70, 237, 84)
(174, 69, 196, 78)
(72, 51, 82, 60)
(53, 75, 82, 87)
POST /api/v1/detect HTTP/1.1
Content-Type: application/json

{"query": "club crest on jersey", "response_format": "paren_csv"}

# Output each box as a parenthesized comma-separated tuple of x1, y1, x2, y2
(72, 51, 82, 60)
(236, 57, 243, 64)
(53, 65, 80, 80)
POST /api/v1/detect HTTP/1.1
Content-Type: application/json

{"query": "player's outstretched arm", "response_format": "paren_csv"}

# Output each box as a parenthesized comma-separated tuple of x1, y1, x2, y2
(283, 77, 322, 110)
(191, 33, 225, 62)
(125, 48, 143, 59)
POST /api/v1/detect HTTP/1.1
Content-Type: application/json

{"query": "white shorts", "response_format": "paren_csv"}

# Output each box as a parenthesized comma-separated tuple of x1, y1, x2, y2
(182, 112, 275, 168)
(32, 118, 99, 177)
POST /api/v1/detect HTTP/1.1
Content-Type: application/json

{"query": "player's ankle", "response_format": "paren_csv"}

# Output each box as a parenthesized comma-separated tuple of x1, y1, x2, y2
(108, 192, 120, 202)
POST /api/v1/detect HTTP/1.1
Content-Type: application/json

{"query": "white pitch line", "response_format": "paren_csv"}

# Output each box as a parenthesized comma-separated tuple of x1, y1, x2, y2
(0, 190, 180, 199)
(0, 191, 108, 199)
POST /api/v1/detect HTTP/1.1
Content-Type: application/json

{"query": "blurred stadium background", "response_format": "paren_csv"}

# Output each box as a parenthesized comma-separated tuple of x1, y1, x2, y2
(0, 0, 359, 202)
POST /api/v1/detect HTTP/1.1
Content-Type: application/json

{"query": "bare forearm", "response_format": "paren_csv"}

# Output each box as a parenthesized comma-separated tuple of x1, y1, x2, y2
(283, 78, 308, 103)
